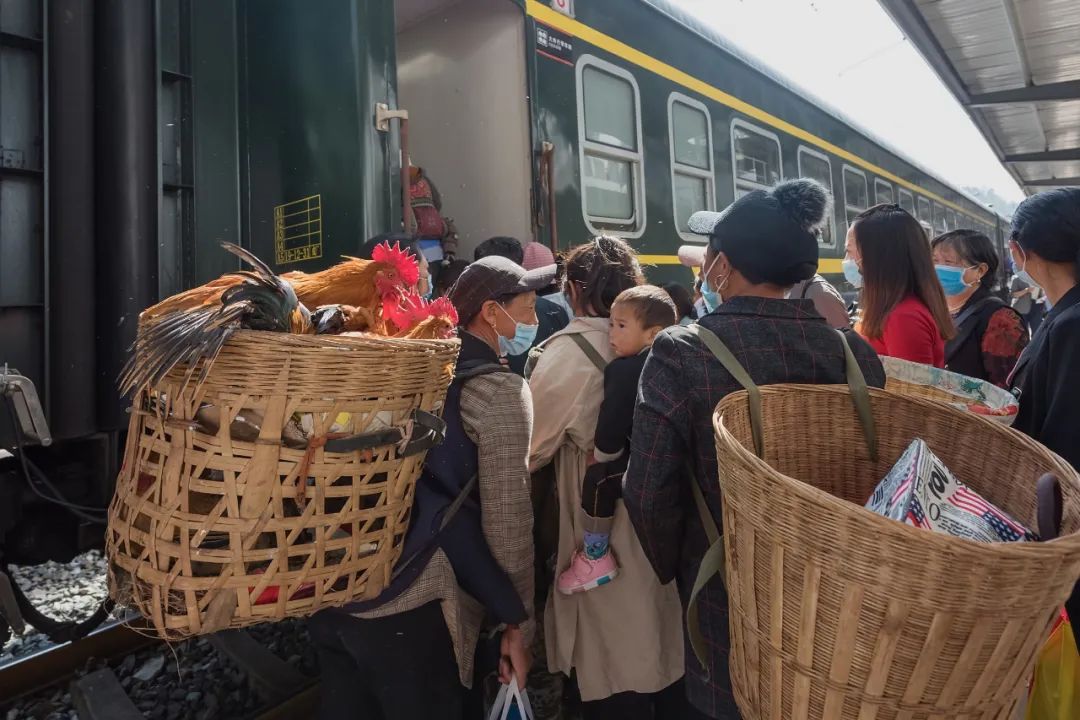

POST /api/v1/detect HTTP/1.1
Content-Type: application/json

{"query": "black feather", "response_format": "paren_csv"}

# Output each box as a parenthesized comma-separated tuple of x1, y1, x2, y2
(119, 245, 303, 397)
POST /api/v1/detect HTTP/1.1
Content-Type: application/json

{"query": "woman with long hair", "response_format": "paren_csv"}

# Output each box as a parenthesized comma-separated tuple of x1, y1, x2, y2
(930, 229, 1028, 387)
(528, 236, 686, 719)
(844, 204, 955, 365)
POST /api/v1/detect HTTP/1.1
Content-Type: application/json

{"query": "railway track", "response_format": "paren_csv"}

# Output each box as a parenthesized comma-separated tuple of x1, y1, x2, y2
(0, 619, 320, 720)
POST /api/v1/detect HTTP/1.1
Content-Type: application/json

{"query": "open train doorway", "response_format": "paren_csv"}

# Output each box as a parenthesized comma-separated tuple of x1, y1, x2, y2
(394, 0, 533, 260)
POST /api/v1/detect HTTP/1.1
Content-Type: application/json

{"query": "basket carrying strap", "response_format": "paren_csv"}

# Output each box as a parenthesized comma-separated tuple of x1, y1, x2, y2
(682, 323, 877, 668)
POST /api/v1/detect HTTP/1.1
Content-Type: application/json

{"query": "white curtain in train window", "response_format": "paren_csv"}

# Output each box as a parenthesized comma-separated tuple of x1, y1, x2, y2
(732, 123, 781, 193)
(898, 189, 916, 216)
(670, 98, 713, 233)
(797, 148, 835, 246)
(933, 204, 947, 234)
(580, 64, 641, 225)
(843, 167, 868, 227)
(874, 179, 894, 206)
(917, 196, 933, 229)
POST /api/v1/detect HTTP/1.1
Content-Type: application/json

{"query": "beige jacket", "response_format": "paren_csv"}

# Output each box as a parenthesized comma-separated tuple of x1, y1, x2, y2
(354, 370, 535, 687)
(528, 318, 684, 702)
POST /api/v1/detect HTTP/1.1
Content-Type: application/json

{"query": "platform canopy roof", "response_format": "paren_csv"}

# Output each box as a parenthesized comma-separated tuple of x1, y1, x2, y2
(878, 0, 1080, 195)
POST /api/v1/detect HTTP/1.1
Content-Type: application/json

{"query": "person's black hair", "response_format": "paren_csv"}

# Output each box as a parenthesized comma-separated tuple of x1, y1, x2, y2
(474, 236, 525, 265)
(661, 282, 694, 320)
(433, 258, 470, 297)
(614, 285, 678, 328)
(358, 233, 419, 260)
(931, 229, 999, 290)
(563, 236, 643, 318)
(1010, 188, 1080, 277)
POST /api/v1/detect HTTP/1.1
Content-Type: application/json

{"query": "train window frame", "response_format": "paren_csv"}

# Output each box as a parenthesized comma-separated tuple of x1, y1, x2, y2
(898, 188, 915, 216)
(668, 92, 715, 242)
(575, 54, 647, 238)
(933, 203, 947, 234)
(946, 209, 958, 231)
(796, 145, 837, 248)
(874, 178, 894, 206)
(730, 118, 783, 197)
(842, 165, 868, 229)
(917, 196, 933, 229)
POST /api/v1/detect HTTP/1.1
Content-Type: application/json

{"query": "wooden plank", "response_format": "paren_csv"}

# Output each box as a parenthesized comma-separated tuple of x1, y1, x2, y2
(208, 629, 307, 704)
(70, 669, 143, 720)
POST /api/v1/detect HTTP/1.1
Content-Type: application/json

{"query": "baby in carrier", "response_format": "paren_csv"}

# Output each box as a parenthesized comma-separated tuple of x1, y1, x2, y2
(557, 285, 678, 594)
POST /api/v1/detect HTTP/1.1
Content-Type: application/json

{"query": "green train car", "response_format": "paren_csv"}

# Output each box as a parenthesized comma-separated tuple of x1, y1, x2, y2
(0, 0, 1008, 616)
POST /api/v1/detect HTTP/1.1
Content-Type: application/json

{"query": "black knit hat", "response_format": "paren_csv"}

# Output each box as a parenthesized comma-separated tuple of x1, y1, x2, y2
(688, 179, 830, 285)
(448, 255, 556, 325)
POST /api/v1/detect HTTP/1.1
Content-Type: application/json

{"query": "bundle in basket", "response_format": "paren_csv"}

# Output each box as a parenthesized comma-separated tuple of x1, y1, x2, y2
(882, 356, 1018, 424)
(712, 384, 1080, 720)
(107, 330, 459, 640)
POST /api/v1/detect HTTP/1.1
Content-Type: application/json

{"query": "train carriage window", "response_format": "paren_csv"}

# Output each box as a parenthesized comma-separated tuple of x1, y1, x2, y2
(933, 203, 947, 234)
(797, 146, 836, 247)
(668, 94, 715, 237)
(898, 188, 915, 215)
(731, 119, 782, 197)
(576, 56, 645, 234)
(917, 196, 933, 229)
(842, 166, 868, 227)
(946, 209, 958, 231)
(874, 179, 894, 206)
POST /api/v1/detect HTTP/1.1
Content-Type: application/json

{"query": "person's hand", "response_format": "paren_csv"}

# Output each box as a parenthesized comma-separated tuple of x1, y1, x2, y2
(498, 624, 531, 685)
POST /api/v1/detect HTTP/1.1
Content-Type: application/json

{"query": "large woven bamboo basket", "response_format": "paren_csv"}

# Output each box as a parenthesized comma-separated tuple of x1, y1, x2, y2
(712, 385, 1080, 720)
(107, 330, 459, 640)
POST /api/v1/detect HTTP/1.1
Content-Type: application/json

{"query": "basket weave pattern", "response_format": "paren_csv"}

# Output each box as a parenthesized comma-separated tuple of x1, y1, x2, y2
(107, 331, 458, 639)
(713, 385, 1080, 720)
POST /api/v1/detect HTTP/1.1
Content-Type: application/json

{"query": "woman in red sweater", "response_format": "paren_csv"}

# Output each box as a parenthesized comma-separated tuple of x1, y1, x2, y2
(844, 204, 955, 365)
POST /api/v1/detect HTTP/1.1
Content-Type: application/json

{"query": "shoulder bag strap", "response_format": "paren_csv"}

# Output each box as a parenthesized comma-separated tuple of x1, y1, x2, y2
(681, 323, 877, 668)
(567, 332, 609, 373)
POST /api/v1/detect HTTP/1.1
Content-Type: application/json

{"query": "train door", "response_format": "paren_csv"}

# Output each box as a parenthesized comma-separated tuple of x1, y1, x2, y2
(393, 0, 533, 259)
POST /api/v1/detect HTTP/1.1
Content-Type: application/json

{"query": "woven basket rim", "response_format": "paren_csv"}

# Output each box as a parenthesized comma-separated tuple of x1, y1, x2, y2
(712, 383, 1080, 561)
(207, 328, 461, 352)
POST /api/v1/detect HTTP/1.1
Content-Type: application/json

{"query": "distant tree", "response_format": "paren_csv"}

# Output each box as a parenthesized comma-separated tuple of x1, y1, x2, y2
(962, 186, 1019, 219)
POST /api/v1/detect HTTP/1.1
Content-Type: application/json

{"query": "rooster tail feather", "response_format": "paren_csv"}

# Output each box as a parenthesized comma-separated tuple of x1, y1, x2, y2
(221, 242, 277, 281)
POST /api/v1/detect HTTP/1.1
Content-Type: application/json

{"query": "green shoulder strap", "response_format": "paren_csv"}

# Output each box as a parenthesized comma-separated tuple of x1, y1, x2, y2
(680, 323, 877, 669)
(567, 333, 609, 373)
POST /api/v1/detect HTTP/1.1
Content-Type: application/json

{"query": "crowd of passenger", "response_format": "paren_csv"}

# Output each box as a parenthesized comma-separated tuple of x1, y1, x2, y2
(310, 182, 1080, 719)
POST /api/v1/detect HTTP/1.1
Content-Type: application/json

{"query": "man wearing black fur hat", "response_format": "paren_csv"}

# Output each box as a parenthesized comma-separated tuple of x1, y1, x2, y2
(623, 179, 887, 719)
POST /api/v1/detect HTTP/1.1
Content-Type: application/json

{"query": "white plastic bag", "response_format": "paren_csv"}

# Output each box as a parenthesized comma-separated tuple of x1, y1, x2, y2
(487, 676, 534, 720)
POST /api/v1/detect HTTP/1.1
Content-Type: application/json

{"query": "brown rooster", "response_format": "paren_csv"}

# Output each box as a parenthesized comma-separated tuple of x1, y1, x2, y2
(141, 241, 420, 333)
(343, 293, 458, 341)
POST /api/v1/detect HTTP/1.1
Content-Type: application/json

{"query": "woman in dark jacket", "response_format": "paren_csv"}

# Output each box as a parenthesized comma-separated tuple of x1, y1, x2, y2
(624, 179, 886, 719)
(1007, 188, 1080, 639)
(1008, 188, 1080, 470)
(931, 229, 1028, 387)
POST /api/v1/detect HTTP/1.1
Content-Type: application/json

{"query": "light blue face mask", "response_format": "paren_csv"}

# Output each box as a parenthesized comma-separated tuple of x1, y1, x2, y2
(1013, 245, 1040, 290)
(699, 255, 726, 313)
(496, 305, 538, 356)
(935, 264, 976, 297)
(842, 257, 863, 289)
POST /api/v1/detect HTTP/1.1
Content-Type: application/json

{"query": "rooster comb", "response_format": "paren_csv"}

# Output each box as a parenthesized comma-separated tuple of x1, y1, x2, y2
(372, 241, 420, 287)
(427, 297, 459, 326)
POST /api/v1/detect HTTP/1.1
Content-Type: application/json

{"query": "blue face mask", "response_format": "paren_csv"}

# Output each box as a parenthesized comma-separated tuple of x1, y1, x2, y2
(1013, 245, 1040, 290)
(496, 305, 538, 356)
(842, 258, 863, 289)
(935, 264, 976, 297)
(700, 256, 726, 313)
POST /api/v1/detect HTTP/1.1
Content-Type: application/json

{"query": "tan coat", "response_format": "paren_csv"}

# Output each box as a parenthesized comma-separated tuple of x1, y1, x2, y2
(528, 318, 684, 702)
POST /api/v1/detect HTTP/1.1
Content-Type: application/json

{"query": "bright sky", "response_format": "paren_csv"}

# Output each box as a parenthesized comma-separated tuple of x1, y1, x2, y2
(670, 0, 1026, 204)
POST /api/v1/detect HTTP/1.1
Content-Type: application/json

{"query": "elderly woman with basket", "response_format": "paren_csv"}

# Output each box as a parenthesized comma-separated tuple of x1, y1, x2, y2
(623, 180, 886, 719)
(528, 236, 686, 719)
(308, 255, 552, 720)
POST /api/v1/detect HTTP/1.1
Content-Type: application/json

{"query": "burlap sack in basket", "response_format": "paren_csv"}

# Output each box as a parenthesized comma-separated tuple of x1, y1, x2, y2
(710, 378, 1080, 720)
(107, 330, 459, 640)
